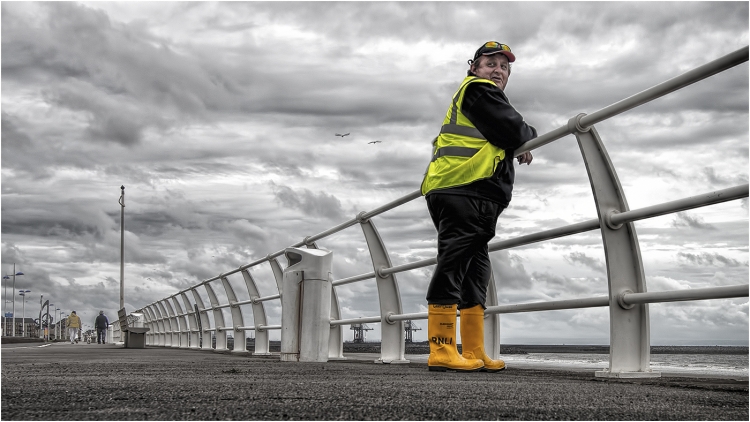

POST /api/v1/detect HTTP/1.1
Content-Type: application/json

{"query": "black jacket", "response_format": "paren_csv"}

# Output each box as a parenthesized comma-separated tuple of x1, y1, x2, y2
(95, 314, 109, 329)
(436, 81, 537, 206)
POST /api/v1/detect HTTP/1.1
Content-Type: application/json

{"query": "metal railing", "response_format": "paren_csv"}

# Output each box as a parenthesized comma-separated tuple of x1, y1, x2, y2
(133, 46, 749, 377)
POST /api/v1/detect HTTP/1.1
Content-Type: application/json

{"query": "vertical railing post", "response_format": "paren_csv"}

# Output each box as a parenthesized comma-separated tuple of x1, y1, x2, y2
(190, 288, 212, 350)
(143, 305, 159, 346)
(220, 276, 247, 353)
(328, 287, 345, 360)
(483, 273, 500, 359)
(163, 299, 179, 348)
(358, 214, 408, 364)
(204, 282, 227, 351)
(138, 307, 148, 345)
(156, 301, 173, 347)
(240, 269, 271, 355)
(571, 117, 658, 378)
(151, 302, 167, 346)
(268, 257, 284, 294)
(180, 292, 199, 349)
(170, 296, 189, 348)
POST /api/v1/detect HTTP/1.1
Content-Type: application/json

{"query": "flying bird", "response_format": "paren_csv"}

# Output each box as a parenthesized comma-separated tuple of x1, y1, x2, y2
(335, 133, 350, 137)
(368, 141, 382, 144)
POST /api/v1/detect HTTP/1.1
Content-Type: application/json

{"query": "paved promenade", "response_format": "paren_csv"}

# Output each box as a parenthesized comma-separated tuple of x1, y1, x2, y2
(1, 340, 747, 421)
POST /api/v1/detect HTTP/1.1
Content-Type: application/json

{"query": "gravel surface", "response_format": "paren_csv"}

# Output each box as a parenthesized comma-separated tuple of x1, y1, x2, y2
(1, 342, 747, 421)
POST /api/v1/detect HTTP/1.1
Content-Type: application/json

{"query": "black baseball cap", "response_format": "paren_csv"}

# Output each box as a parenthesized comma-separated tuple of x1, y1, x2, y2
(473, 41, 515, 62)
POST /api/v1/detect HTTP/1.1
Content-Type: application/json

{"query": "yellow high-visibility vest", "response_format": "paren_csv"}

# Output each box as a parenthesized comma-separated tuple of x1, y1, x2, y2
(421, 76, 506, 196)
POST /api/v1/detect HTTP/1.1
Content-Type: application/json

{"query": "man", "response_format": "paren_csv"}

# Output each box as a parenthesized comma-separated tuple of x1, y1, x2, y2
(95, 310, 109, 344)
(421, 41, 537, 372)
(67, 311, 81, 344)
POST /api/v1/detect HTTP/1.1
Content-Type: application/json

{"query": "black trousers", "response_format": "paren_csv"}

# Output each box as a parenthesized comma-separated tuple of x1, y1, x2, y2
(96, 328, 107, 343)
(426, 193, 505, 309)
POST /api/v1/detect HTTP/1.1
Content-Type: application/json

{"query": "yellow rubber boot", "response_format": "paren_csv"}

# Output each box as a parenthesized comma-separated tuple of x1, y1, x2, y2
(460, 305, 506, 372)
(428, 304, 484, 372)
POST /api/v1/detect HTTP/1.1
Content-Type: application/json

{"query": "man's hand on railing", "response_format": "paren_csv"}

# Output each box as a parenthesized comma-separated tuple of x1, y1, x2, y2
(516, 151, 533, 165)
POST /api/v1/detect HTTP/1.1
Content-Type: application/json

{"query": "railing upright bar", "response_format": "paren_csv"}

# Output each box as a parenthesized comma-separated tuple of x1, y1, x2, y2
(359, 217, 409, 363)
(239, 269, 271, 355)
(164, 300, 180, 348)
(170, 296, 188, 348)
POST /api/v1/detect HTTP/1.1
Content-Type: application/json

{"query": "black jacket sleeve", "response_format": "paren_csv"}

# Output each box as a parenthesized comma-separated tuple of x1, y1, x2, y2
(461, 82, 537, 151)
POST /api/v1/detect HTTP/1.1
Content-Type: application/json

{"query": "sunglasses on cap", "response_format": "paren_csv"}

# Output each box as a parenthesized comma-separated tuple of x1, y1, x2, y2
(472, 41, 516, 62)
(484, 41, 511, 51)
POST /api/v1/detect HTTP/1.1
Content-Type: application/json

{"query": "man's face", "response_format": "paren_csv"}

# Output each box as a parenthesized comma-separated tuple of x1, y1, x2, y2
(472, 54, 510, 90)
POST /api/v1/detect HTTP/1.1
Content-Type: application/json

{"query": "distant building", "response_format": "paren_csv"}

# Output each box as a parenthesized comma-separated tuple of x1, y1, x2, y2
(1, 316, 40, 338)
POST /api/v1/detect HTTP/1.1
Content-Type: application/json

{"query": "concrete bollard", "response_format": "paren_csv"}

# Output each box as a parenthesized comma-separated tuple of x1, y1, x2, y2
(280, 247, 333, 362)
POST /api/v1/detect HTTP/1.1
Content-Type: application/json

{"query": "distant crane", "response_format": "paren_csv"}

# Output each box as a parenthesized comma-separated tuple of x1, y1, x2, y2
(404, 320, 421, 343)
(350, 323, 374, 343)
(368, 140, 381, 144)
(335, 133, 350, 137)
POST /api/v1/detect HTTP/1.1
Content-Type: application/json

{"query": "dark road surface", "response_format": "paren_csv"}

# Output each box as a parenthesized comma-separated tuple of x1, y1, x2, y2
(1, 341, 747, 421)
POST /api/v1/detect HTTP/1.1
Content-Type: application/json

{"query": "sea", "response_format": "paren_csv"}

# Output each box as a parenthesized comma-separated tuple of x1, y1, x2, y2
(403, 352, 748, 379)
(501, 353, 748, 378)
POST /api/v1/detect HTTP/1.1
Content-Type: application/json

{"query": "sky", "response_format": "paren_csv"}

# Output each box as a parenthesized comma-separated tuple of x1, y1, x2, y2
(1, 1, 748, 346)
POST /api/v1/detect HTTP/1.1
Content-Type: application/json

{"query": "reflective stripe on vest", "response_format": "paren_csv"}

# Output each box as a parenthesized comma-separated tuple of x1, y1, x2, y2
(431, 145, 478, 162)
(440, 123, 486, 140)
(421, 76, 506, 196)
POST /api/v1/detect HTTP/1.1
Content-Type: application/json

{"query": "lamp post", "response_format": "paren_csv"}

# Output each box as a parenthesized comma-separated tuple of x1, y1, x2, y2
(8, 264, 24, 337)
(48, 303, 55, 341)
(3, 275, 8, 317)
(39, 294, 43, 339)
(2, 275, 7, 336)
(52, 307, 57, 340)
(56, 308, 63, 340)
(119, 185, 125, 310)
(19, 290, 30, 337)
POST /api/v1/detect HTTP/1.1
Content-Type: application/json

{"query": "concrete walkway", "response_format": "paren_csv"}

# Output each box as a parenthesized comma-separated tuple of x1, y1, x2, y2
(1, 341, 747, 420)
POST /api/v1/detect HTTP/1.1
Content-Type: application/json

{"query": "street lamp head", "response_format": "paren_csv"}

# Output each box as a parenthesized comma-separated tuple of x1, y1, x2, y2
(2, 276, 8, 279)
(16, 272, 24, 276)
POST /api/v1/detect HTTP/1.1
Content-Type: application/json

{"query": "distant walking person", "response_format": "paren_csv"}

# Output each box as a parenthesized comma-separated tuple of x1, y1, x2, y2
(95, 310, 109, 344)
(421, 41, 537, 372)
(67, 311, 82, 344)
